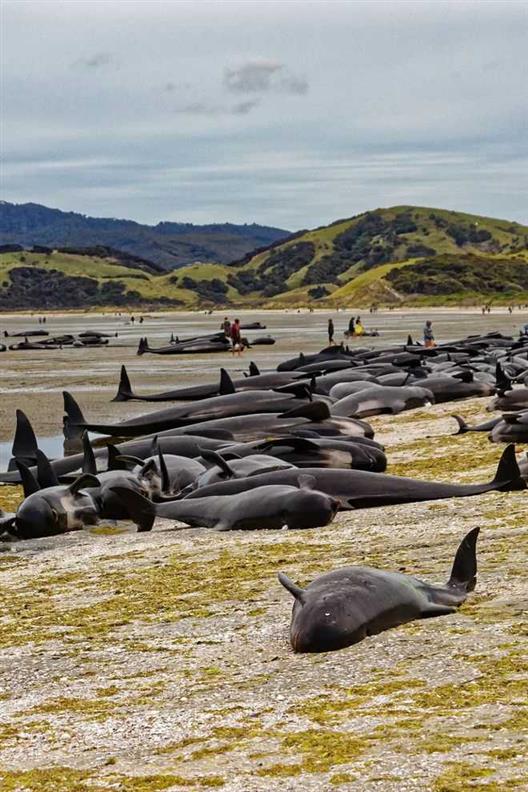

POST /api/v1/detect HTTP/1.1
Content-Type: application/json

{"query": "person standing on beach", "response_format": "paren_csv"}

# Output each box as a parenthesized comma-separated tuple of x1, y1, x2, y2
(328, 318, 335, 344)
(230, 318, 242, 356)
(348, 316, 355, 336)
(222, 316, 231, 337)
(424, 320, 435, 348)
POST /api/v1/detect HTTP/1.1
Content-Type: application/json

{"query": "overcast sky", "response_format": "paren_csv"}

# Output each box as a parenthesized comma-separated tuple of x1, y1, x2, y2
(2, 0, 527, 229)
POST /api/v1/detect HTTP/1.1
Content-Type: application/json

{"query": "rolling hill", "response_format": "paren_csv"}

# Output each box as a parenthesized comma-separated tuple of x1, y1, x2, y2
(0, 201, 289, 270)
(0, 206, 527, 310)
(226, 206, 528, 307)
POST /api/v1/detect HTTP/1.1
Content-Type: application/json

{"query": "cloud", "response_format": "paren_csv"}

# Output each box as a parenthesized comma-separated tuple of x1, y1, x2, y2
(232, 99, 260, 115)
(75, 52, 114, 69)
(224, 60, 308, 95)
(278, 74, 309, 96)
(174, 99, 260, 116)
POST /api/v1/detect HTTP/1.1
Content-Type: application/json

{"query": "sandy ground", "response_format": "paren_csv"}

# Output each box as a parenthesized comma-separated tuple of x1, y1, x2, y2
(0, 310, 527, 791)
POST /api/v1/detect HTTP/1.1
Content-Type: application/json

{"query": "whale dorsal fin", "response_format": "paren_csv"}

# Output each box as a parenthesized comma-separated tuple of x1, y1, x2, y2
(82, 432, 97, 475)
(278, 572, 305, 603)
(16, 461, 41, 498)
(11, 409, 38, 468)
(199, 448, 235, 478)
(447, 527, 480, 592)
(219, 368, 236, 395)
(113, 365, 133, 402)
(248, 361, 260, 376)
(36, 449, 59, 488)
(157, 445, 170, 492)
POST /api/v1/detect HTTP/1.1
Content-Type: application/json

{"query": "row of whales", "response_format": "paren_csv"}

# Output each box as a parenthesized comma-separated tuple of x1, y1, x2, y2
(1, 330, 526, 653)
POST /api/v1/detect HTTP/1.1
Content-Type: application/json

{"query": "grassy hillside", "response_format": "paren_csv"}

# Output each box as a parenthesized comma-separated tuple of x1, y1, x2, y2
(230, 206, 528, 307)
(1, 207, 527, 310)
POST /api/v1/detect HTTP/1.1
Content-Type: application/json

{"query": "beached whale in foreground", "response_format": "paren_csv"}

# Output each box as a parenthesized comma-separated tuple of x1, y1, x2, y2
(279, 527, 479, 652)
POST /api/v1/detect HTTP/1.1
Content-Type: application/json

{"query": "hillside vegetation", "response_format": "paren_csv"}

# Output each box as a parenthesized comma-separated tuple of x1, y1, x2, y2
(230, 206, 528, 307)
(0, 201, 288, 270)
(0, 206, 527, 310)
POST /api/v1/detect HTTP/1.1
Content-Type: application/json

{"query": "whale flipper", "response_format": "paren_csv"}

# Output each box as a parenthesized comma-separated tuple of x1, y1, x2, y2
(277, 572, 305, 603)
(109, 486, 156, 531)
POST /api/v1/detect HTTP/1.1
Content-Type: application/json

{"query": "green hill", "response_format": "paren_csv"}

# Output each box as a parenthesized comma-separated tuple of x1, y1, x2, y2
(227, 206, 528, 307)
(1, 207, 527, 310)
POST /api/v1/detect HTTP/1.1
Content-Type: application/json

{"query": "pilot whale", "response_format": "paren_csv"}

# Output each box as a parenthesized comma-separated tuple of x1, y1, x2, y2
(278, 528, 480, 652)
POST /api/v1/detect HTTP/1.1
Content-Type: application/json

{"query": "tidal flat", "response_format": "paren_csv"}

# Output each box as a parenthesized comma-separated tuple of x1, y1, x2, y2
(0, 309, 526, 791)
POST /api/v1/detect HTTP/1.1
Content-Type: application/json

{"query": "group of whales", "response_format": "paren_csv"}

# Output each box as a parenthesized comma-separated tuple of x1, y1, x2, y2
(0, 330, 115, 351)
(1, 329, 526, 651)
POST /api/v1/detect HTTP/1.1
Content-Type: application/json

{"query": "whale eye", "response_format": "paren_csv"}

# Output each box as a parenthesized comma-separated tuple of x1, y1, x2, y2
(51, 508, 59, 523)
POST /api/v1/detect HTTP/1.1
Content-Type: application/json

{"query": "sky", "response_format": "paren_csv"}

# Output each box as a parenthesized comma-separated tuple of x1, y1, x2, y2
(1, 0, 527, 230)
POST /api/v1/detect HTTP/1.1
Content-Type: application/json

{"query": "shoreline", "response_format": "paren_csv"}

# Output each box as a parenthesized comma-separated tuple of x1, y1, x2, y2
(2, 305, 528, 319)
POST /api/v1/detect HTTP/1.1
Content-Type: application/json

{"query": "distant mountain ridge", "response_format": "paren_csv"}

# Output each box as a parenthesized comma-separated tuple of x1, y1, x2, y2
(0, 201, 289, 270)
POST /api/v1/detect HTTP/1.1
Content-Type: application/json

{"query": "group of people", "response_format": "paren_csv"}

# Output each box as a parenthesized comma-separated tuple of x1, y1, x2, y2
(221, 317, 243, 355)
(327, 316, 365, 344)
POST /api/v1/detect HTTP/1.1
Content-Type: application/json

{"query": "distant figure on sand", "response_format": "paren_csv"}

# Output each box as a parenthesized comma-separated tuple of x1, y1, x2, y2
(328, 318, 335, 344)
(424, 320, 435, 348)
(222, 316, 231, 337)
(231, 318, 242, 356)
(348, 316, 355, 336)
(355, 316, 365, 336)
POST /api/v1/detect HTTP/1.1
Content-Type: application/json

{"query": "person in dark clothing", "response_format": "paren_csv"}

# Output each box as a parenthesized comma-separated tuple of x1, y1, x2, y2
(222, 317, 231, 337)
(328, 318, 335, 344)
(348, 316, 355, 336)
(424, 320, 435, 348)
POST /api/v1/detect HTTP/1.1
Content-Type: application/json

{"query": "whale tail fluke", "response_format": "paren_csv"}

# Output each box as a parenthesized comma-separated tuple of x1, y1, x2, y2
(112, 365, 134, 401)
(109, 486, 156, 532)
(492, 444, 526, 491)
(10, 409, 39, 470)
(451, 414, 469, 435)
(447, 527, 480, 593)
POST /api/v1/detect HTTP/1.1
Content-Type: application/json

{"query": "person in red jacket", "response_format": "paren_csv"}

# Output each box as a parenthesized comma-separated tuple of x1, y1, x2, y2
(230, 318, 242, 356)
